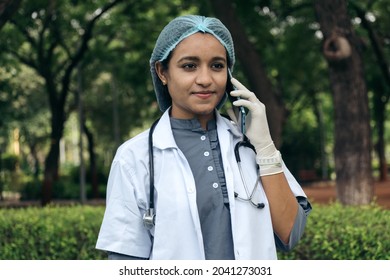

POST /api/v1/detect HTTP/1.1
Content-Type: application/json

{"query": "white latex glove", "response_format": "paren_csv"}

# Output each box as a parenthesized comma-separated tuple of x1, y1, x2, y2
(230, 78, 283, 176)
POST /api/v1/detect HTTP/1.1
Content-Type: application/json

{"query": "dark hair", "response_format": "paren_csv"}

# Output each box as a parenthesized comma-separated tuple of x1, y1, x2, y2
(160, 52, 172, 70)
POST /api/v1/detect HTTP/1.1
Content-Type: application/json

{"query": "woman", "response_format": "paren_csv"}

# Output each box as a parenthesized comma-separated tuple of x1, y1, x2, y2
(96, 15, 311, 260)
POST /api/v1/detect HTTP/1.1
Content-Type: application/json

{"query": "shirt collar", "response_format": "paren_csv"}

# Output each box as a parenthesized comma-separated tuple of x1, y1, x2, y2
(152, 109, 242, 150)
(170, 117, 217, 132)
(215, 111, 242, 139)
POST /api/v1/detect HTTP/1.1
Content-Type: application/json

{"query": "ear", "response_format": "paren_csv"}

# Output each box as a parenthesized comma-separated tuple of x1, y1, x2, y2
(155, 61, 167, 85)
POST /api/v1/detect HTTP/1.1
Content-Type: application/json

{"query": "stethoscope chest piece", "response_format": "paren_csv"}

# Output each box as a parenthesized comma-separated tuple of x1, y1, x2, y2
(143, 208, 156, 230)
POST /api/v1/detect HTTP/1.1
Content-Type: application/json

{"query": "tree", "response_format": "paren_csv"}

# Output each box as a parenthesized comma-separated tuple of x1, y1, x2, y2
(194, 0, 333, 180)
(0, 0, 124, 205)
(208, 0, 287, 148)
(314, 0, 373, 205)
(350, 1, 390, 182)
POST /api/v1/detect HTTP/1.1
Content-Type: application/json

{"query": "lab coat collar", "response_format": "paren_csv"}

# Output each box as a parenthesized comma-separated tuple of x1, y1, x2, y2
(152, 109, 242, 150)
(152, 109, 177, 150)
(215, 111, 242, 139)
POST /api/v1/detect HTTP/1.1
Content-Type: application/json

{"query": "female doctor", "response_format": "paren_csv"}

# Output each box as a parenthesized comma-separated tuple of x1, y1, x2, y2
(96, 15, 312, 260)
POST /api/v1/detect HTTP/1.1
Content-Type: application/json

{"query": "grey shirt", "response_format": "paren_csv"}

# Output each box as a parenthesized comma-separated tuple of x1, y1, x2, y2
(170, 117, 234, 259)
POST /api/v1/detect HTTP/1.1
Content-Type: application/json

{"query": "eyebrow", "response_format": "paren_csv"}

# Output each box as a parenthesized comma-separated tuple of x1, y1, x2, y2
(176, 56, 227, 64)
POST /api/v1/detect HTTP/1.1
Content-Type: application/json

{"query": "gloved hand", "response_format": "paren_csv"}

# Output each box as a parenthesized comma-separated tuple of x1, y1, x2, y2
(230, 78, 283, 176)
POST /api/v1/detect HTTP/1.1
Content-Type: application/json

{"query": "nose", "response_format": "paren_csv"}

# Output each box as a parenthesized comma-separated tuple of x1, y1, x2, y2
(195, 66, 212, 87)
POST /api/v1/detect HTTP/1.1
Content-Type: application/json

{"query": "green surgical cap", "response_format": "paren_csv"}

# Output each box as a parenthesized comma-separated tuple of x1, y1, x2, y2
(150, 15, 235, 112)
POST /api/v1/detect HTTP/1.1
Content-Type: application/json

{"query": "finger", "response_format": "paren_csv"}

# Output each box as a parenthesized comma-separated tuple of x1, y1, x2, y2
(231, 78, 249, 91)
(230, 89, 258, 103)
(232, 99, 258, 112)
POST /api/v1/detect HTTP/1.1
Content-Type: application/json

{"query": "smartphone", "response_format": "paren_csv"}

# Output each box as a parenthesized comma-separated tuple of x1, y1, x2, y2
(227, 69, 246, 134)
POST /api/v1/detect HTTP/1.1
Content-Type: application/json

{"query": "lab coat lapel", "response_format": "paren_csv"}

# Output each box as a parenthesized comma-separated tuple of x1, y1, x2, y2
(151, 110, 206, 258)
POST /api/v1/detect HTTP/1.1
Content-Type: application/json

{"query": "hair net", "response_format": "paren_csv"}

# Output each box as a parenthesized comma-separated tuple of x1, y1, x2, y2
(150, 15, 235, 112)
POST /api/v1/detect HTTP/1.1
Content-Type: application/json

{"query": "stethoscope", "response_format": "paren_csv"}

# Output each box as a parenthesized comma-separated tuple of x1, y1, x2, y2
(143, 76, 264, 230)
(143, 118, 160, 230)
(233, 135, 265, 210)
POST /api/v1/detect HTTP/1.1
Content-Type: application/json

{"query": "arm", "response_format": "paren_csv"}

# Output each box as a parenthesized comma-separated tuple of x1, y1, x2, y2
(261, 173, 298, 244)
(230, 78, 306, 244)
(96, 158, 153, 258)
(275, 196, 312, 251)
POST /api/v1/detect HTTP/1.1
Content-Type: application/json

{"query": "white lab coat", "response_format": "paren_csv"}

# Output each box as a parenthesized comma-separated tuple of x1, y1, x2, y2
(96, 110, 307, 259)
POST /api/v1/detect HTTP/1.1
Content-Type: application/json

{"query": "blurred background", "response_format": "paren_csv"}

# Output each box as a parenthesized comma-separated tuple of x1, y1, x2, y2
(0, 0, 389, 207)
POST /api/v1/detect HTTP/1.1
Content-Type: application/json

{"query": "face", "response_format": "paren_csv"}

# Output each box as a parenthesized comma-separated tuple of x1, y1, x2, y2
(156, 32, 228, 125)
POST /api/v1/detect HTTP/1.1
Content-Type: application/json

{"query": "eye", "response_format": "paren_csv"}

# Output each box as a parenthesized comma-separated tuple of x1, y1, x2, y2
(211, 62, 225, 70)
(182, 63, 197, 70)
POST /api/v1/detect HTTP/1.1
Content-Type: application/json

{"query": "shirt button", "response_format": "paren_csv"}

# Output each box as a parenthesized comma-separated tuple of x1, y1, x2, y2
(207, 166, 213, 171)
(212, 183, 219, 188)
(187, 187, 194, 193)
(204, 151, 210, 157)
(200, 135, 206, 141)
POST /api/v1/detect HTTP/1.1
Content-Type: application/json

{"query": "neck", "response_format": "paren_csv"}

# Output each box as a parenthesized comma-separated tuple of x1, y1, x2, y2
(169, 109, 216, 130)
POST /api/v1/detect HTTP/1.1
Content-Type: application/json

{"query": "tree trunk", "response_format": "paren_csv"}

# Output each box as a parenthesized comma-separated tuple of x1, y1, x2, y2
(352, 3, 389, 182)
(314, 0, 373, 205)
(374, 93, 388, 182)
(84, 123, 99, 198)
(209, 0, 287, 148)
(38, 0, 124, 205)
(28, 142, 40, 178)
(0, 150, 3, 201)
(42, 107, 64, 206)
(311, 91, 328, 180)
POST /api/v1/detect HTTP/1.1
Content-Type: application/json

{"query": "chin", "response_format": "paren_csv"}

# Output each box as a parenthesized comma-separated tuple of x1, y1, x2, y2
(193, 106, 216, 116)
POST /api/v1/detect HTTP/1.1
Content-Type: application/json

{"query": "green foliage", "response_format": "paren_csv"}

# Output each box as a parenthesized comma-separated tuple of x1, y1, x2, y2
(1, 153, 19, 171)
(0, 203, 388, 260)
(279, 203, 390, 260)
(0, 205, 106, 260)
(0, 153, 24, 193)
(19, 167, 108, 200)
(281, 92, 334, 179)
(19, 177, 42, 200)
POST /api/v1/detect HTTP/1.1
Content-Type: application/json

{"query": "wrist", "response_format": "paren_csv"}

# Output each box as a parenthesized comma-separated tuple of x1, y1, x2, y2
(256, 150, 283, 176)
(255, 141, 278, 157)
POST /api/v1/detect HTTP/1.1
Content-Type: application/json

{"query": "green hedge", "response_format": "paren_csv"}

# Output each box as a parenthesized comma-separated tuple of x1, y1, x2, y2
(0, 205, 106, 260)
(279, 203, 390, 260)
(1, 203, 389, 260)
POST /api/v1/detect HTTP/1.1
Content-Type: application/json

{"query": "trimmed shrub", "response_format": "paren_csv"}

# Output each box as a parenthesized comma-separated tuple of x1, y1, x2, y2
(279, 203, 390, 260)
(0, 205, 106, 260)
(0, 203, 389, 259)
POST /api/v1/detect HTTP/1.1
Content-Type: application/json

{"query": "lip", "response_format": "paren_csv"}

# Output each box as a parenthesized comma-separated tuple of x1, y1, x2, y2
(193, 91, 214, 99)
